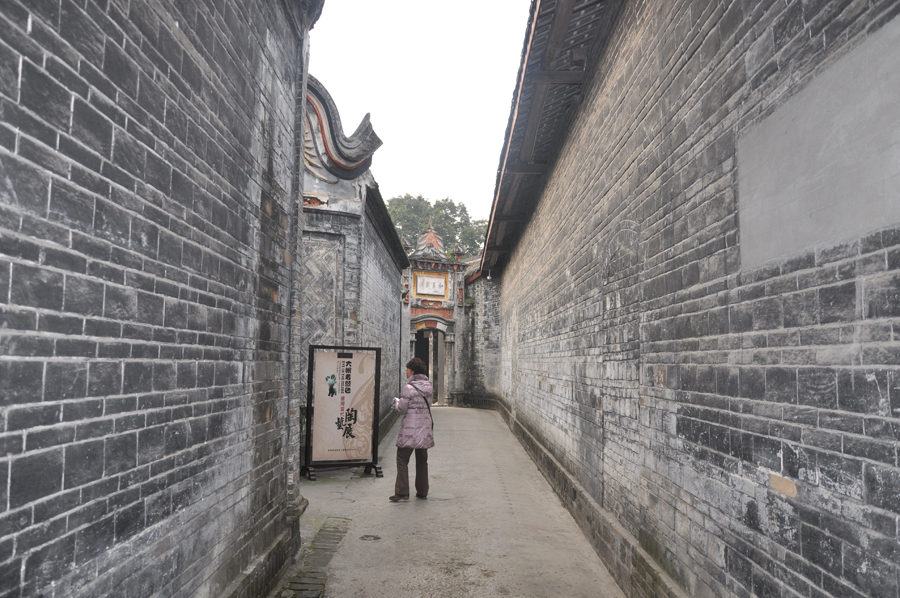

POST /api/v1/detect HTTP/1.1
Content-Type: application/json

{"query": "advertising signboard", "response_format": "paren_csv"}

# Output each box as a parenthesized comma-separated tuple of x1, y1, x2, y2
(302, 345, 382, 480)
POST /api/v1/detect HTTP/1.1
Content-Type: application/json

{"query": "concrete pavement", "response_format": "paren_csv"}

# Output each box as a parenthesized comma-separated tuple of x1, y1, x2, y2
(270, 407, 625, 598)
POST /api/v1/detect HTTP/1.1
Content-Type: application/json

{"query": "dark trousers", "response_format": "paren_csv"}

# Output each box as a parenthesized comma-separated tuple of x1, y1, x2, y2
(395, 447, 428, 497)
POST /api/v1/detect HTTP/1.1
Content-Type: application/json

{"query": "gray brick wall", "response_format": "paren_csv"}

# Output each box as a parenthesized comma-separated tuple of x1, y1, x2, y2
(0, 0, 317, 595)
(463, 276, 501, 399)
(360, 205, 405, 430)
(489, 2, 900, 598)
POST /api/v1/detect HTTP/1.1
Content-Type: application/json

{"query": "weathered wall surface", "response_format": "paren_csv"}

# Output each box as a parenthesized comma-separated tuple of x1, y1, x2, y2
(0, 0, 315, 595)
(462, 276, 502, 400)
(298, 210, 358, 349)
(495, 2, 900, 598)
(360, 200, 406, 431)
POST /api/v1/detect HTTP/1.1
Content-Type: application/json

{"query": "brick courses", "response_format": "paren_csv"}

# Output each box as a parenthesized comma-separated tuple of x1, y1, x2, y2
(462, 276, 501, 400)
(0, 0, 322, 596)
(482, 2, 900, 598)
(360, 199, 408, 430)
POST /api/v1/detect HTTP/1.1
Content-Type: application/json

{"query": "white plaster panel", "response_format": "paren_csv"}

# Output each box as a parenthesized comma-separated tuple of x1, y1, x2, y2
(737, 15, 900, 269)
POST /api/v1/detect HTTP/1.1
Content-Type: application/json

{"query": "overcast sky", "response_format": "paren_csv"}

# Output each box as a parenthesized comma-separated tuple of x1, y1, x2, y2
(309, 1, 530, 221)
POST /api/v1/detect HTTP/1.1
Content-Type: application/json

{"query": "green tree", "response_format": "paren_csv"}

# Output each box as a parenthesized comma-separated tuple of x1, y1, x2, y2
(431, 198, 460, 251)
(460, 218, 487, 256)
(387, 195, 486, 258)
(386, 194, 432, 248)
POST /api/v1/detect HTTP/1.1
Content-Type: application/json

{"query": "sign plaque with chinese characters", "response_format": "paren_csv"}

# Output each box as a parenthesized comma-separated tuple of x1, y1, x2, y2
(303, 346, 382, 480)
(415, 273, 446, 297)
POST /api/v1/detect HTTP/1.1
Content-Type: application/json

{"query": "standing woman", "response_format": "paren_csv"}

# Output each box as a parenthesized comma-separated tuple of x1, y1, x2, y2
(390, 357, 434, 501)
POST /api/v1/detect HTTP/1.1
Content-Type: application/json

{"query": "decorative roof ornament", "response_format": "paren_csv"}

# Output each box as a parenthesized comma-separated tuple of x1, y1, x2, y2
(408, 222, 452, 262)
(305, 75, 383, 180)
(303, 125, 339, 183)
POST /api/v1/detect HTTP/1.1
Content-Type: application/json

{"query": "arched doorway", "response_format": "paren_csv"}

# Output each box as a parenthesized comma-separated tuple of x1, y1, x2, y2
(413, 328, 446, 405)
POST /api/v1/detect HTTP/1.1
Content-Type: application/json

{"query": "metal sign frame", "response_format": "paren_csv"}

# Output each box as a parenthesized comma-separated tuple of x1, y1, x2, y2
(301, 345, 382, 481)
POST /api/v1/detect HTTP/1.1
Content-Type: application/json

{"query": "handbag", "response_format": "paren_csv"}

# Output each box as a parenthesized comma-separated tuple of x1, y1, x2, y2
(419, 388, 434, 429)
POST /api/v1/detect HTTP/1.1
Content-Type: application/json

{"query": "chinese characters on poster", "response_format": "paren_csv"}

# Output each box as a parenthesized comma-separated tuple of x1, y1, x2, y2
(415, 275, 445, 296)
(310, 349, 377, 463)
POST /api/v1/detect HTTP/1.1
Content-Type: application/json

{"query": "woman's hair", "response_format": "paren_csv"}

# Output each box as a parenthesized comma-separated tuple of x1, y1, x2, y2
(406, 357, 427, 376)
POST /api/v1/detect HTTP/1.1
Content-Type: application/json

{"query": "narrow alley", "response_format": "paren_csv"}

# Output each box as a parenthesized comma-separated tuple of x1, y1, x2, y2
(270, 407, 626, 598)
(2, 1, 898, 596)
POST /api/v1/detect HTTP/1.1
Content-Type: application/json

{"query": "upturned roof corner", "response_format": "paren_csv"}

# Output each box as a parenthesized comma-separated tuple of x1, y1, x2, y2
(305, 75, 383, 180)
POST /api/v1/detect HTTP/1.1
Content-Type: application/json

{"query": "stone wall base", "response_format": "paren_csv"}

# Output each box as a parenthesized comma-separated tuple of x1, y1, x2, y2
(451, 392, 498, 411)
(221, 499, 308, 598)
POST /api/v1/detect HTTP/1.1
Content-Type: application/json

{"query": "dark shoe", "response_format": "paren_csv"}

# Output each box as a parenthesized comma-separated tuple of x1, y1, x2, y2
(389, 494, 409, 502)
(416, 494, 427, 499)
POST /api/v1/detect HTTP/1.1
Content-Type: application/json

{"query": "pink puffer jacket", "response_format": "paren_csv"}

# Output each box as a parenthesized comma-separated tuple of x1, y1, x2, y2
(393, 374, 435, 449)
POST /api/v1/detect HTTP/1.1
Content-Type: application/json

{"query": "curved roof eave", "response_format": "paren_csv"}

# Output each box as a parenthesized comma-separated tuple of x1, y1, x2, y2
(479, 0, 615, 274)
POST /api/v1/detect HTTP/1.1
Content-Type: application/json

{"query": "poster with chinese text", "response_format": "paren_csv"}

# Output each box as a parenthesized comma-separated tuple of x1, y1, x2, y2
(310, 348, 378, 463)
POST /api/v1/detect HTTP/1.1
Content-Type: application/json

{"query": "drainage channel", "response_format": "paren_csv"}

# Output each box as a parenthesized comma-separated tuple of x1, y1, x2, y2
(274, 517, 351, 598)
